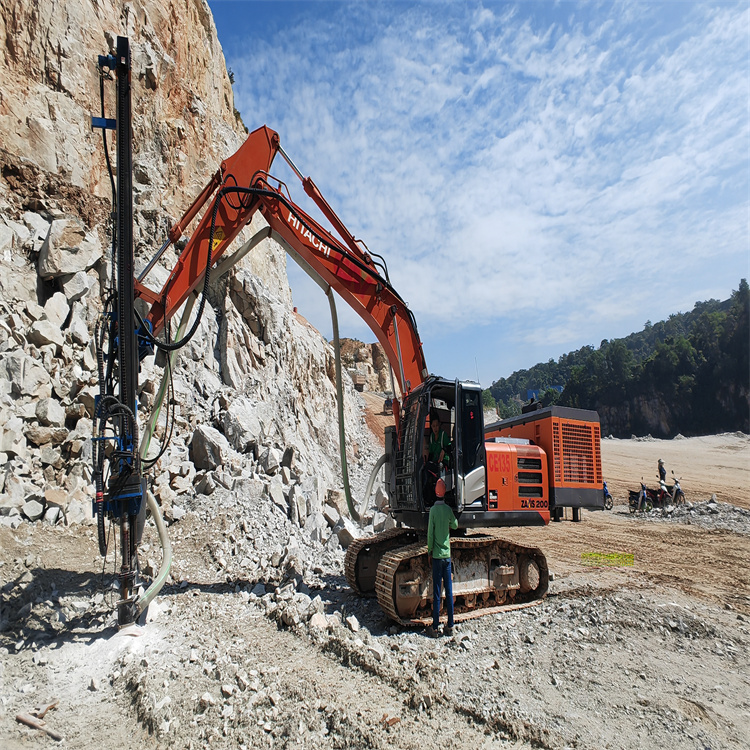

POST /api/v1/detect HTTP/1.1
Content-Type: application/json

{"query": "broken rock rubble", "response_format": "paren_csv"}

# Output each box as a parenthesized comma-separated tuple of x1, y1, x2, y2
(0, 207, 381, 546)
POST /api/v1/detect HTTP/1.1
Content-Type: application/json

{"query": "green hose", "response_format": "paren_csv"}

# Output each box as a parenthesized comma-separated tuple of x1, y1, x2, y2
(359, 453, 389, 520)
(136, 491, 172, 616)
(327, 287, 361, 523)
(135, 294, 196, 616)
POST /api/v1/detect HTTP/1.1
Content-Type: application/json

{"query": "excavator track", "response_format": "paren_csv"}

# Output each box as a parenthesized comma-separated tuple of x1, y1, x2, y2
(344, 527, 419, 596)
(373, 529, 549, 626)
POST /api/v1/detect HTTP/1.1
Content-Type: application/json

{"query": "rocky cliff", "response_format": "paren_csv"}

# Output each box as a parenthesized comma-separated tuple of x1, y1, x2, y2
(338, 338, 392, 394)
(0, 0, 380, 547)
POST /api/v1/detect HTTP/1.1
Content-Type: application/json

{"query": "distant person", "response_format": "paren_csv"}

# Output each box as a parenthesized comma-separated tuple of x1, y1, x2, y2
(426, 478, 458, 637)
(658, 458, 667, 483)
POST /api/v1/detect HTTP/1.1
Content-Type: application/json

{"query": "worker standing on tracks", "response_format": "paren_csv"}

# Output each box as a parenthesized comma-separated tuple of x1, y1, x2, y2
(426, 478, 458, 637)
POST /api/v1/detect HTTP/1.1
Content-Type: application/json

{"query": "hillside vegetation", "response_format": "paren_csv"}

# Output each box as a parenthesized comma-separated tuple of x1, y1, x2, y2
(486, 280, 749, 437)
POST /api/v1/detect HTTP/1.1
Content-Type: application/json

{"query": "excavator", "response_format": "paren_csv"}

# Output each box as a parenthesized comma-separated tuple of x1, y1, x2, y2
(91, 37, 598, 627)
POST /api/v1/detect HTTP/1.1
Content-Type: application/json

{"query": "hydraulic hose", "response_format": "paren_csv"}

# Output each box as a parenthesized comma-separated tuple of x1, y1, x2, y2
(359, 453, 389, 522)
(327, 287, 360, 524)
(135, 294, 196, 617)
(140, 293, 196, 461)
(136, 491, 172, 617)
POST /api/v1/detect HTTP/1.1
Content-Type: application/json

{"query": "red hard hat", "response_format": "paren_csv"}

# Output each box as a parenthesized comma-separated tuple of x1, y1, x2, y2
(435, 478, 446, 498)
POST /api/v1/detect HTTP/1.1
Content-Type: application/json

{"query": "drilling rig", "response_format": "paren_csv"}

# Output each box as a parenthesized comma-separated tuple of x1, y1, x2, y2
(90, 37, 601, 627)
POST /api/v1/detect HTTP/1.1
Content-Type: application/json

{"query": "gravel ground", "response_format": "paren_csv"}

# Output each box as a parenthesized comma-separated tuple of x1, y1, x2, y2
(622, 500, 750, 535)
(2, 500, 749, 749)
(2, 432, 749, 749)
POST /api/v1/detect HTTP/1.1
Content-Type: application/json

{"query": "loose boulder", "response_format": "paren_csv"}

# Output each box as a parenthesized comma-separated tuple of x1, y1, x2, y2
(38, 218, 102, 278)
(190, 424, 229, 471)
(22, 498, 45, 522)
(222, 397, 262, 452)
(36, 397, 66, 427)
(27, 320, 64, 351)
(62, 271, 94, 303)
(43, 292, 70, 328)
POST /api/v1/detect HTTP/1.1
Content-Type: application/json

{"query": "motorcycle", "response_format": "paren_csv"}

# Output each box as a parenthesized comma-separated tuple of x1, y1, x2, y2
(629, 478, 653, 513)
(602, 481, 613, 510)
(670, 472, 685, 504)
(657, 477, 672, 508)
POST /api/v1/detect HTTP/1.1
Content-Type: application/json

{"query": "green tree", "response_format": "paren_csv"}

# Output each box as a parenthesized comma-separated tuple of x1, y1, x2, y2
(489, 281, 748, 436)
(539, 387, 561, 407)
(482, 389, 496, 410)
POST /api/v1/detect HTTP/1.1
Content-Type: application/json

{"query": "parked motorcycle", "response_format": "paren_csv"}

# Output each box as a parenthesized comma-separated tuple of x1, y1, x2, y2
(657, 477, 672, 507)
(671, 472, 686, 504)
(629, 478, 653, 513)
(629, 472, 685, 515)
(603, 481, 613, 510)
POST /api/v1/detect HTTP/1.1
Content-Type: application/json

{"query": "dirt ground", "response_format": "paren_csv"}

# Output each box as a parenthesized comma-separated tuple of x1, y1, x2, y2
(361, 392, 394, 448)
(505, 431, 750, 614)
(1, 413, 748, 749)
(599, 432, 749, 509)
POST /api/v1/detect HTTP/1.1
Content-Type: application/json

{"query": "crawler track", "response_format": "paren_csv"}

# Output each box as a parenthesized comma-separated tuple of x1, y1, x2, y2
(352, 529, 549, 625)
(344, 528, 418, 596)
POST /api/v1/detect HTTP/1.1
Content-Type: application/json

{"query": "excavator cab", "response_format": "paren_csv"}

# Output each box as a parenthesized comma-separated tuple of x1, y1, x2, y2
(389, 377, 486, 529)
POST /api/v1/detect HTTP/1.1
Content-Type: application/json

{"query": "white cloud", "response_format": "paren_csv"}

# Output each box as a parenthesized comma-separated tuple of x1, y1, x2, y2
(212, 0, 749, 382)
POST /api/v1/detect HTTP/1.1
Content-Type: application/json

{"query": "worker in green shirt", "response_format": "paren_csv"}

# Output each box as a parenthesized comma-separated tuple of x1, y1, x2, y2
(425, 412, 451, 469)
(423, 411, 451, 506)
(426, 478, 458, 637)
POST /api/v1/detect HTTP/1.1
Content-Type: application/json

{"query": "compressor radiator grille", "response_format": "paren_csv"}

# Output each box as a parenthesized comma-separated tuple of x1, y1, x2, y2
(560, 422, 601, 485)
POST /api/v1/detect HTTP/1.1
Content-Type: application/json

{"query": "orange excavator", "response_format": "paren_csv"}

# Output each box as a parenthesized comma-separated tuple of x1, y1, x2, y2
(127, 124, 556, 625)
(94, 42, 596, 626)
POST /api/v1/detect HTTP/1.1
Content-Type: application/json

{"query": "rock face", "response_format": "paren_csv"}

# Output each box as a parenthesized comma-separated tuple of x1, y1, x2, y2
(2, 1, 233, 201)
(339, 338, 392, 394)
(598, 396, 679, 438)
(0, 0, 379, 533)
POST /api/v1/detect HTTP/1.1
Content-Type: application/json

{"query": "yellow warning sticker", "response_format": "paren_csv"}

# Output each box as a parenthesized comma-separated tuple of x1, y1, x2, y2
(211, 227, 225, 252)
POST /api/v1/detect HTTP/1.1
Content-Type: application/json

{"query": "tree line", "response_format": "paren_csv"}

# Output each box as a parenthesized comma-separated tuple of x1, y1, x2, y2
(484, 280, 749, 437)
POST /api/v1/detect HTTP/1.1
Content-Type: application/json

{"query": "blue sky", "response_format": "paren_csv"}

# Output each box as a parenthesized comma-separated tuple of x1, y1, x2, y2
(207, 0, 749, 388)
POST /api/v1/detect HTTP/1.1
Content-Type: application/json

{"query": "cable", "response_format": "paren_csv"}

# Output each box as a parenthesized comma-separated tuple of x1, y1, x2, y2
(250, 183, 393, 293)
(245, 182, 425, 350)
(98, 67, 117, 300)
(98, 69, 116, 201)
(142, 319, 176, 470)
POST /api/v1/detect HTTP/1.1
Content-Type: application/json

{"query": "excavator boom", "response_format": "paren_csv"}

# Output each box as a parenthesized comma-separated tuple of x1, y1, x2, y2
(93, 40, 551, 630)
(134, 125, 428, 399)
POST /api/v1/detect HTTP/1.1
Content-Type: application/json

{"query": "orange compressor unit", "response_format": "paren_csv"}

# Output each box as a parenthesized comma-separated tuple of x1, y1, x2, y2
(484, 441, 550, 524)
(485, 406, 603, 521)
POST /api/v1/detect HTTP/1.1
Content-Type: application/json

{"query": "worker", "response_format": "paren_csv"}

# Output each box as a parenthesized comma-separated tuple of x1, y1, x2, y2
(426, 478, 458, 638)
(658, 458, 666, 483)
(425, 410, 451, 470)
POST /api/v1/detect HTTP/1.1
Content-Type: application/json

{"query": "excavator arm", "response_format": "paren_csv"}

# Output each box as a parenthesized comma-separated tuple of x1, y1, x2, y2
(134, 125, 428, 400)
(134, 125, 279, 327)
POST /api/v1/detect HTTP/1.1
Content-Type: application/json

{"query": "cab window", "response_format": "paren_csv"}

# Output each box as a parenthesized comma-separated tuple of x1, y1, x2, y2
(460, 390, 483, 474)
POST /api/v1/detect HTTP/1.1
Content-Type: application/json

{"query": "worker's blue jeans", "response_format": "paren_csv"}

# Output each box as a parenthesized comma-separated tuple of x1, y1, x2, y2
(432, 557, 454, 629)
